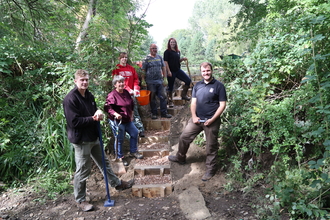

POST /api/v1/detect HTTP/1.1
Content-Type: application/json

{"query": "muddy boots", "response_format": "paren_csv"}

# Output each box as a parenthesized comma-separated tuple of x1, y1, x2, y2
(181, 85, 191, 101)
(167, 91, 174, 108)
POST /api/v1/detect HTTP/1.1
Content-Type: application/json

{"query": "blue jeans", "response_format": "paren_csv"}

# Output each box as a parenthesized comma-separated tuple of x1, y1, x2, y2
(147, 83, 168, 115)
(167, 69, 191, 92)
(72, 139, 121, 203)
(109, 119, 138, 158)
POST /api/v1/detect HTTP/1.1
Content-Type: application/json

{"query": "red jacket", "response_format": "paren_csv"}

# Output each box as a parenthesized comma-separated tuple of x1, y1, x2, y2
(112, 64, 140, 93)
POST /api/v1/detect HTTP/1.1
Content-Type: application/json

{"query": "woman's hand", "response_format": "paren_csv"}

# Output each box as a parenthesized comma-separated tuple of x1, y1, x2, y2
(114, 112, 122, 120)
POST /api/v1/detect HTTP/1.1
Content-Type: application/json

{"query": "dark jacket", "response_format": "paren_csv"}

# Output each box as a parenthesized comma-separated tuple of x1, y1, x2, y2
(63, 87, 98, 144)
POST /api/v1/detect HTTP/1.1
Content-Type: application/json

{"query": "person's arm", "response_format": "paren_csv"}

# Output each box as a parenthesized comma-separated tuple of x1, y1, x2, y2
(163, 51, 172, 77)
(204, 101, 226, 126)
(180, 57, 187, 62)
(190, 97, 199, 123)
(132, 68, 140, 91)
(164, 61, 172, 77)
(104, 93, 122, 120)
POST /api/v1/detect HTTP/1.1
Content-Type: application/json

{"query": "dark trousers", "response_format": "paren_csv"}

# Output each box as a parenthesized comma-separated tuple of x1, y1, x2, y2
(177, 117, 221, 173)
(147, 83, 168, 115)
(167, 69, 191, 92)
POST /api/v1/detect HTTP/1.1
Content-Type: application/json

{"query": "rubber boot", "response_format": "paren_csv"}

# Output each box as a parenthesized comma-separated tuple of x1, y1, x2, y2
(181, 85, 191, 101)
(167, 91, 174, 108)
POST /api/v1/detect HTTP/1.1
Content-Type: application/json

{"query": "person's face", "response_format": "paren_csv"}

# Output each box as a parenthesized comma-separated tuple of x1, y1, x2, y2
(74, 75, 89, 91)
(170, 40, 176, 49)
(201, 65, 213, 82)
(150, 46, 158, 56)
(115, 80, 125, 90)
(119, 55, 128, 65)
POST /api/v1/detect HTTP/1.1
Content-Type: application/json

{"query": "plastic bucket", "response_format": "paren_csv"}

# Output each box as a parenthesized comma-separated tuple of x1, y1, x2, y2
(136, 90, 151, 106)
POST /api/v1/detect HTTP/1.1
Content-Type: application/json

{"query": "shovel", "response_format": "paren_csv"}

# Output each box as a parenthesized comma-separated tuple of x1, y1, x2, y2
(185, 59, 194, 87)
(97, 121, 115, 207)
(110, 119, 126, 175)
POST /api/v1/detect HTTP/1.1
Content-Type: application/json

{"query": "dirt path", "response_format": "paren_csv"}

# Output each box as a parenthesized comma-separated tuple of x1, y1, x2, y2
(0, 102, 261, 220)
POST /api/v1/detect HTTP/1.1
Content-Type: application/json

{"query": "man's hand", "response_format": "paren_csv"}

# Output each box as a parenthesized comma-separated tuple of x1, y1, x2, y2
(93, 110, 104, 121)
(129, 89, 134, 95)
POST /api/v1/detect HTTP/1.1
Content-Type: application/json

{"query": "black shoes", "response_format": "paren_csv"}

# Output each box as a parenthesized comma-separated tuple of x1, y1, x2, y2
(139, 131, 145, 137)
(120, 158, 129, 166)
(202, 172, 215, 181)
(130, 151, 144, 159)
(161, 113, 172, 118)
(181, 96, 191, 101)
(168, 155, 186, 165)
(151, 115, 158, 119)
(115, 179, 134, 191)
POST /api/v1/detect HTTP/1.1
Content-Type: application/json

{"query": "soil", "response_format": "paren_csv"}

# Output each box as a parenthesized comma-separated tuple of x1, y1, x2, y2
(0, 104, 270, 220)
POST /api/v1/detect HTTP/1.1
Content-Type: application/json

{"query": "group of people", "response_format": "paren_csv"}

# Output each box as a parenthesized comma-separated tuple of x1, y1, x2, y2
(62, 38, 227, 212)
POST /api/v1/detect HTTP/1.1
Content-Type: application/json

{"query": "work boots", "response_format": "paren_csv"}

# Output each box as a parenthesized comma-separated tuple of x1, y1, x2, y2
(181, 85, 191, 101)
(167, 91, 174, 108)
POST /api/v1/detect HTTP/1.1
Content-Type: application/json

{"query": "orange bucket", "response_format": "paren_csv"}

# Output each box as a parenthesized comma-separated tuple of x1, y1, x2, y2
(136, 90, 151, 106)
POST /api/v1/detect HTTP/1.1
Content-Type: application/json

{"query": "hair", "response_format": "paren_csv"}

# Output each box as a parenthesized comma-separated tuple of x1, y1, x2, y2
(166, 38, 179, 52)
(112, 75, 125, 87)
(200, 62, 213, 71)
(75, 69, 89, 79)
(119, 52, 127, 59)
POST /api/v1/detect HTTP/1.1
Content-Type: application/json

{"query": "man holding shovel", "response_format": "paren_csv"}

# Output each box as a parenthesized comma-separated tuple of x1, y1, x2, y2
(63, 69, 133, 212)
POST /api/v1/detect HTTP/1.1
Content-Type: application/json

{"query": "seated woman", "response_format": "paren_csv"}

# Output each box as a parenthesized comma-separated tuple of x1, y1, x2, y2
(104, 75, 143, 166)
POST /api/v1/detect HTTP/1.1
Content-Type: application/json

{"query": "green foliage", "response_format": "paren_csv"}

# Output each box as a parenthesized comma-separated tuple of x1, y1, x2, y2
(29, 169, 73, 200)
(0, 0, 150, 189)
(219, 0, 330, 218)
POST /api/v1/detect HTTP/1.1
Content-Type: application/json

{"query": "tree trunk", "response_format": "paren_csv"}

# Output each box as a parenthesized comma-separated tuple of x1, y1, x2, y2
(75, 0, 96, 51)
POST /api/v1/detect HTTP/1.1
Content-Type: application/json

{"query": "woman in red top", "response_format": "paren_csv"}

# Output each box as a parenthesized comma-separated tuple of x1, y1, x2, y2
(112, 52, 145, 137)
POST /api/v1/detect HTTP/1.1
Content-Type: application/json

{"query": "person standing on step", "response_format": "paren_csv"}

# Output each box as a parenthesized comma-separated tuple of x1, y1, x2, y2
(112, 52, 145, 137)
(141, 44, 172, 120)
(168, 62, 227, 182)
(164, 37, 192, 107)
(104, 75, 144, 166)
(63, 69, 133, 212)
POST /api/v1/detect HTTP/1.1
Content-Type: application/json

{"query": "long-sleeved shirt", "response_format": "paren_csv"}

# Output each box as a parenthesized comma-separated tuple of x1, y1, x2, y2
(104, 89, 134, 124)
(63, 87, 98, 144)
(112, 64, 140, 92)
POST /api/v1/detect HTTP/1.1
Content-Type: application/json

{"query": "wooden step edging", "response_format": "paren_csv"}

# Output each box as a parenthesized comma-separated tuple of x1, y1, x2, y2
(132, 183, 173, 198)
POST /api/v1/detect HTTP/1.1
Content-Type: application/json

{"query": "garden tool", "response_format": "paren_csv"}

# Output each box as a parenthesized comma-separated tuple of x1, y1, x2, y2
(97, 121, 115, 207)
(110, 119, 126, 175)
(185, 59, 194, 87)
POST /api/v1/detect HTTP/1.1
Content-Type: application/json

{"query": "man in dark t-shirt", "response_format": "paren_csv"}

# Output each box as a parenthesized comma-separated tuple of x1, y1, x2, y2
(168, 62, 227, 181)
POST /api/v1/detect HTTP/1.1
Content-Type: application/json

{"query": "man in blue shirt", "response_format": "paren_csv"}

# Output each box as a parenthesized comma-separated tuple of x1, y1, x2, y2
(168, 62, 227, 181)
(142, 44, 172, 119)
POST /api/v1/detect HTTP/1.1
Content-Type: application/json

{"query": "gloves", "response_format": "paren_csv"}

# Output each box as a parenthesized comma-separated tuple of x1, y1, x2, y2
(163, 77, 168, 86)
(134, 89, 140, 97)
(141, 80, 147, 87)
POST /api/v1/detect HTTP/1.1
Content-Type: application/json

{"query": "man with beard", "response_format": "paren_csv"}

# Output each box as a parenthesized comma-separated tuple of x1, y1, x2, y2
(168, 62, 227, 181)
